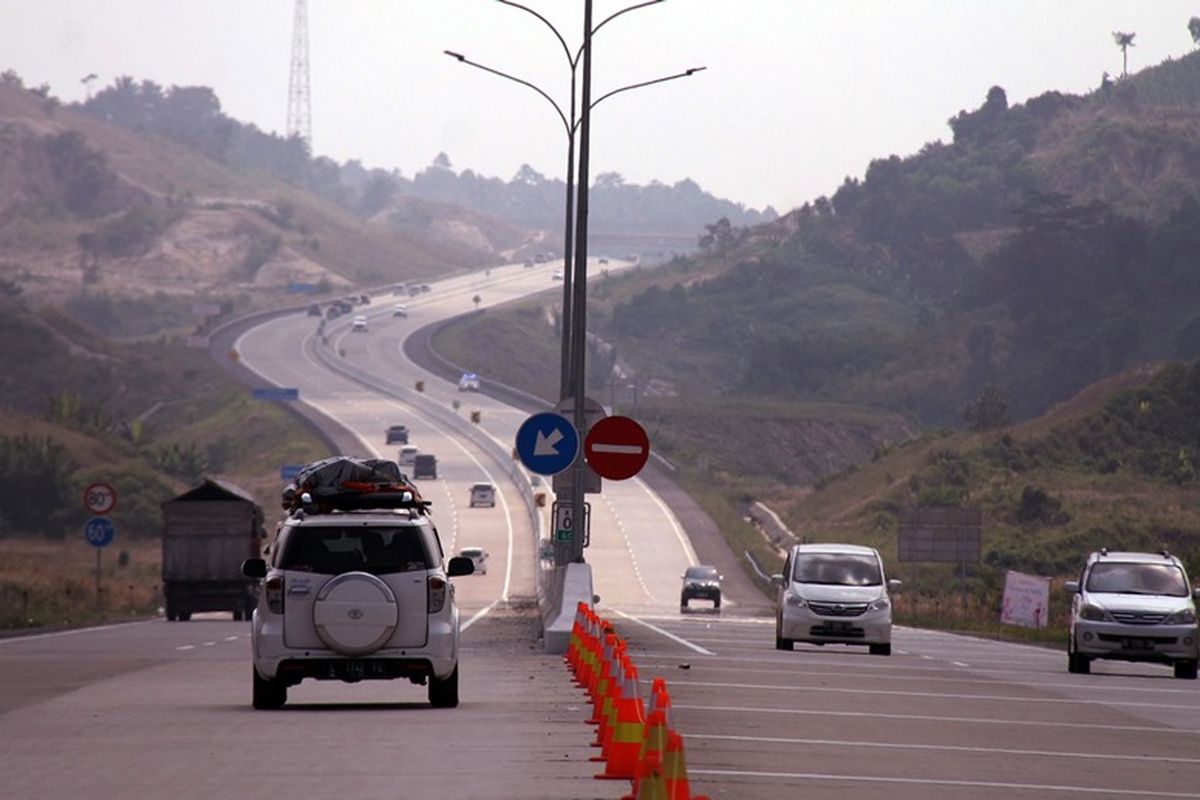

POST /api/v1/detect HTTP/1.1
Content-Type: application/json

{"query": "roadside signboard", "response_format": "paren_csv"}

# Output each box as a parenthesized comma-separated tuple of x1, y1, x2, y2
(83, 482, 117, 515)
(83, 516, 115, 548)
(515, 412, 578, 476)
(551, 501, 590, 547)
(584, 416, 650, 480)
(1000, 570, 1051, 629)
(897, 507, 981, 563)
(253, 387, 300, 401)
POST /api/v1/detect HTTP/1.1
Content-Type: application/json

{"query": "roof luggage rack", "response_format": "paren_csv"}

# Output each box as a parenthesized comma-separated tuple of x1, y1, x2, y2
(282, 456, 429, 515)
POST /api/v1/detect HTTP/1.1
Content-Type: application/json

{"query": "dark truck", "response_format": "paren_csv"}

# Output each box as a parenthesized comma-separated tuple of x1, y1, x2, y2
(162, 479, 264, 621)
(413, 454, 438, 480)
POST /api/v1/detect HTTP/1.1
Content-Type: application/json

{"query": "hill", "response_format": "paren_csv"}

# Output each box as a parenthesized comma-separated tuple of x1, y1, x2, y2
(0, 74, 536, 315)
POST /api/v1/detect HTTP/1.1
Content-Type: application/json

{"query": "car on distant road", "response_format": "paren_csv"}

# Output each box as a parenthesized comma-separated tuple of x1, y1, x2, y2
(458, 372, 480, 392)
(420, 284, 432, 293)
(774, 543, 898, 656)
(681, 565, 722, 611)
(1065, 549, 1200, 679)
(352, 315, 369, 332)
(385, 425, 409, 444)
(241, 494, 473, 709)
(469, 483, 495, 508)
(393, 304, 408, 317)
(551, 271, 563, 281)
(359, 293, 371, 304)
(457, 547, 488, 575)
(398, 445, 419, 466)
(306, 303, 322, 317)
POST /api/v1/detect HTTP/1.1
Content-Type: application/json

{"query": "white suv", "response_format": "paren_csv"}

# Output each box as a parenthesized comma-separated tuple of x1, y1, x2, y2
(1066, 550, 1200, 679)
(773, 543, 899, 656)
(242, 503, 474, 709)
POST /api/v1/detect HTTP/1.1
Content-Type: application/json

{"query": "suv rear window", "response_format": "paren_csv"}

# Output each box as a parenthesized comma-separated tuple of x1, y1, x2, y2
(275, 526, 434, 575)
(1086, 562, 1188, 596)
(685, 566, 719, 580)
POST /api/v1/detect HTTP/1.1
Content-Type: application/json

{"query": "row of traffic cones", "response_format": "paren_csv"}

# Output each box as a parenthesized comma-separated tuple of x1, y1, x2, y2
(565, 602, 709, 800)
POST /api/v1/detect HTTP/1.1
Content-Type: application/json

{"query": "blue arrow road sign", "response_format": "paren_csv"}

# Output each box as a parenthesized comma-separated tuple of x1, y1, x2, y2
(515, 412, 579, 475)
(84, 516, 115, 548)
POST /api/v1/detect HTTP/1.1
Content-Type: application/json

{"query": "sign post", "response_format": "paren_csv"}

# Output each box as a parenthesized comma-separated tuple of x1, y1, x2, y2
(83, 516, 116, 605)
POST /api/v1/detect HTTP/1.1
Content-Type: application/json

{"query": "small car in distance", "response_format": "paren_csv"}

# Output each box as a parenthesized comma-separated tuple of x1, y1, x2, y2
(413, 454, 438, 479)
(681, 565, 722, 611)
(469, 483, 496, 508)
(1065, 549, 1200, 679)
(458, 372, 480, 392)
(352, 315, 368, 332)
(458, 547, 488, 575)
(393, 304, 408, 317)
(398, 445, 419, 466)
(385, 425, 409, 444)
(774, 543, 899, 656)
(551, 271, 563, 281)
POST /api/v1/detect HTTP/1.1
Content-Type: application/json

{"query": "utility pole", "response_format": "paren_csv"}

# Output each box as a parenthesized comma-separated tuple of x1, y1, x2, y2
(287, 0, 313, 149)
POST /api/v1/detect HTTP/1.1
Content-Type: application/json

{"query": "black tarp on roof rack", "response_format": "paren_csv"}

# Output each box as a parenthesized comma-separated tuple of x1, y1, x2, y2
(282, 457, 427, 513)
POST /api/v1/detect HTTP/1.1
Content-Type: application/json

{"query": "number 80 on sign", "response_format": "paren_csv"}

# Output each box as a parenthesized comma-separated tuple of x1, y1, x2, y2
(83, 482, 117, 514)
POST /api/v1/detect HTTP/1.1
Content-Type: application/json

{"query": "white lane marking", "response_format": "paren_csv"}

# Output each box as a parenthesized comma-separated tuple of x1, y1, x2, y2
(223, 636, 239, 642)
(664, 678, 1189, 710)
(610, 608, 714, 655)
(687, 769, 1200, 798)
(675, 703, 1195, 735)
(600, 494, 655, 602)
(952, 660, 969, 667)
(176, 645, 195, 651)
(689, 733, 1200, 765)
(0, 620, 156, 644)
(460, 601, 500, 632)
(203, 641, 217, 647)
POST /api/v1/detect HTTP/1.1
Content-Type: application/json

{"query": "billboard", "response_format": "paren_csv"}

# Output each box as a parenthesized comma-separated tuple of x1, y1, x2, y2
(897, 507, 981, 563)
(1000, 570, 1051, 629)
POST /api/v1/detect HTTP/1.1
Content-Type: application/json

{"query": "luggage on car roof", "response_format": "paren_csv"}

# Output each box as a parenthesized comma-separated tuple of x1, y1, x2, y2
(282, 456, 425, 513)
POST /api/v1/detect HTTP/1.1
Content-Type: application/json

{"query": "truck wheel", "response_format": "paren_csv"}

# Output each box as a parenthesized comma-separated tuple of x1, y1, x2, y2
(429, 665, 459, 708)
(178, 611, 192, 622)
(252, 668, 287, 710)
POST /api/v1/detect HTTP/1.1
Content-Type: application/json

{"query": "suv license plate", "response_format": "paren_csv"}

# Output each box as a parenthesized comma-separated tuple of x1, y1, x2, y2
(1121, 639, 1154, 651)
(825, 622, 852, 633)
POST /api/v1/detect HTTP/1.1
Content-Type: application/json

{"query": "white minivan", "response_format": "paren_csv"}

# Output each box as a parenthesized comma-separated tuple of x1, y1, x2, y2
(398, 445, 419, 466)
(773, 543, 899, 656)
(469, 482, 495, 508)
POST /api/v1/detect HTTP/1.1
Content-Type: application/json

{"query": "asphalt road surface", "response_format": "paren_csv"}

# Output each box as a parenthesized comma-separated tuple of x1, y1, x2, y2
(5, 260, 1199, 798)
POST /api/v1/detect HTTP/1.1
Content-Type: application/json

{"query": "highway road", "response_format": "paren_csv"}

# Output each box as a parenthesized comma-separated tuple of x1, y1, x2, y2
(4, 260, 1200, 798)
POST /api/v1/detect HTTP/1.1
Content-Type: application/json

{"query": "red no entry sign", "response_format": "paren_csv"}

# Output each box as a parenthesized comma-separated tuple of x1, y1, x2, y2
(584, 416, 650, 481)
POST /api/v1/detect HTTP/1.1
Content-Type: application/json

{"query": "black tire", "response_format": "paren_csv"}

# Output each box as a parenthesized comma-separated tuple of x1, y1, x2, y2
(1067, 652, 1091, 674)
(680, 595, 689, 609)
(233, 609, 243, 622)
(429, 665, 459, 708)
(869, 643, 892, 656)
(1174, 659, 1198, 680)
(178, 611, 192, 622)
(252, 668, 287, 710)
(714, 595, 722, 610)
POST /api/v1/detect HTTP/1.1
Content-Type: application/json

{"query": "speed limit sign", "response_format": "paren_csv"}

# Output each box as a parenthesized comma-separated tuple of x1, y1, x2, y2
(83, 482, 117, 515)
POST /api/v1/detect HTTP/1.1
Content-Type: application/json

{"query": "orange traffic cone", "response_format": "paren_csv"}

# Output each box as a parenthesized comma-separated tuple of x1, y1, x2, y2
(663, 731, 709, 800)
(622, 708, 670, 799)
(633, 752, 668, 800)
(596, 659, 646, 780)
(592, 655, 626, 751)
(566, 601, 588, 677)
(589, 632, 618, 719)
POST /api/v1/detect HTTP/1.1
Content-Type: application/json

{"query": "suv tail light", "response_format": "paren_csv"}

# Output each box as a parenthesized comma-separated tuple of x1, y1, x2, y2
(428, 576, 447, 613)
(265, 575, 285, 614)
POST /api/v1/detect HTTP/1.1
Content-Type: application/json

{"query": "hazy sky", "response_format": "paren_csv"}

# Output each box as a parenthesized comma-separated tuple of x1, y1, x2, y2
(3, 2, 1197, 213)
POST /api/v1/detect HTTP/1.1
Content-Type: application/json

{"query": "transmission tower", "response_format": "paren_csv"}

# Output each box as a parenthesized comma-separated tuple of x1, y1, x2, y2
(287, 0, 312, 149)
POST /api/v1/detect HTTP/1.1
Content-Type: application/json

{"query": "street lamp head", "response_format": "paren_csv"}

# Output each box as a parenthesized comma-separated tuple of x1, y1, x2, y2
(686, 67, 706, 76)
(444, 50, 466, 62)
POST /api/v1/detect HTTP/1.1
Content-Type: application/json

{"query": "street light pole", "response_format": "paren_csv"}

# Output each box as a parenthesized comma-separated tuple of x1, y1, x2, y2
(567, 0, 595, 563)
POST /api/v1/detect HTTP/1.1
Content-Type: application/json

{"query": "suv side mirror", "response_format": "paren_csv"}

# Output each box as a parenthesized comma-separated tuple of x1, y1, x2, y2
(888, 579, 902, 592)
(242, 558, 267, 579)
(1064, 580, 1080, 594)
(1192, 586, 1200, 601)
(770, 573, 785, 588)
(447, 556, 475, 577)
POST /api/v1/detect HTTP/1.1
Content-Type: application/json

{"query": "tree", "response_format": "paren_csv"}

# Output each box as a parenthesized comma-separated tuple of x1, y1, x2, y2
(1113, 31, 1136, 77)
(963, 385, 1009, 431)
(472, 294, 481, 309)
(1189, 16, 1200, 46)
(433, 151, 453, 170)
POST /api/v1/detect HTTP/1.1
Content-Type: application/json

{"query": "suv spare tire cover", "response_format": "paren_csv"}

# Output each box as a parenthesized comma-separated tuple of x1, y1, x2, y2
(313, 572, 399, 655)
